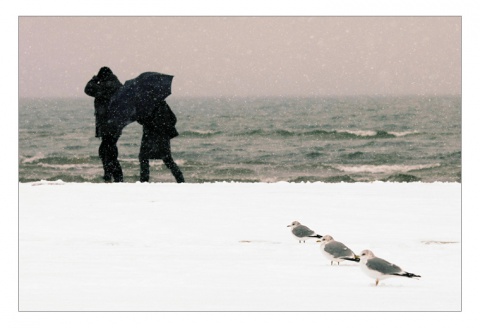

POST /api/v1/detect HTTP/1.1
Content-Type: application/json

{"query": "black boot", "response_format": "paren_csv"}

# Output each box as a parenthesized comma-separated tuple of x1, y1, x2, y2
(101, 135, 123, 182)
(139, 159, 150, 182)
(172, 168, 185, 183)
(164, 156, 184, 183)
(111, 160, 123, 182)
(102, 160, 113, 182)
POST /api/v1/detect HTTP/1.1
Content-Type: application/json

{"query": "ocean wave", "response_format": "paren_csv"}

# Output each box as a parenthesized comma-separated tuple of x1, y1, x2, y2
(21, 154, 46, 164)
(37, 163, 98, 169)
(336, 129, 378, 137)
(179, 128, 420, 139)
(213, 167, 257, 175)
(341, 151, 366, 160)
(389, 131, 419, 137)
(27, 156, 99, 165)
(332, 163, 441, 174)
(339, 151, 409, 163)
(382, 174, 421, 182)
(181, 130, 221, 137)
(322, 175, 356, 183)
(241, 129, 295, 137)
(229, 129, 419, 139)
(334, 130, 419, 138)
(437, 151, 461, 160)
(305, 151, 325, 159)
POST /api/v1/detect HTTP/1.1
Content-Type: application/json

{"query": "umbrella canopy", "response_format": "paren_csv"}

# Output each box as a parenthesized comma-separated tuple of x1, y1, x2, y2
(106, 72, 174, 132)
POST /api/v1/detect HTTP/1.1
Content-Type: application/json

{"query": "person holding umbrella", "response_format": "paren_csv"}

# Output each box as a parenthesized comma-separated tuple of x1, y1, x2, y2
(84, 67, 124, 182)
(137, 100, 185, 183)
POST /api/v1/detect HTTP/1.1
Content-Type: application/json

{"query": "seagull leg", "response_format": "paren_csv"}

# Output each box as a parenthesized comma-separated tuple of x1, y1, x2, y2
(375, 279, 379, 286)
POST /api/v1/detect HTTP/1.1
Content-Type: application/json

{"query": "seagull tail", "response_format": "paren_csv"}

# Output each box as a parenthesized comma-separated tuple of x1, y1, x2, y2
(343, 257, 361, 263)
(394, 272, 421, 279)
(309, 234, 323, 239)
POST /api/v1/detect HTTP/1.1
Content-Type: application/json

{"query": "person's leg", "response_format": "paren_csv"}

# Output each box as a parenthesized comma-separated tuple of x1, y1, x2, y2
(158, 138, 184, 183)
(99, 139, 112, 182)
(163, 154, 184, 183)
(110, 149, 123, 183)
(139, 158, 150, 182)
(139, 125, 151, 182)
(104, 135, 123, 183)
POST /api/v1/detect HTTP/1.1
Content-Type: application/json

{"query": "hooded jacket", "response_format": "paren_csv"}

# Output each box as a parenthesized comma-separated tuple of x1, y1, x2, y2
(84, 67, 123, 138)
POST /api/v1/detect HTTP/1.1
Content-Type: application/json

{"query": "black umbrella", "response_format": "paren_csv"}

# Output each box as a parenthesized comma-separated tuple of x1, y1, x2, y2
(107, 72, 174, 132)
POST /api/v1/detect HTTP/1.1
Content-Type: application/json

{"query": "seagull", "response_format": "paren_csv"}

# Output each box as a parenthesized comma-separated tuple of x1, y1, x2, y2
(287, 221, 322, 243)
(358, 249, 421, 286)
(316, 235, 360, 265)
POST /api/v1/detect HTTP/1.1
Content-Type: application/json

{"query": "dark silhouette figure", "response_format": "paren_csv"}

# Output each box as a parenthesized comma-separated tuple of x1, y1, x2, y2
(84, 67, 124, 182)
(138, 100, 184, 183)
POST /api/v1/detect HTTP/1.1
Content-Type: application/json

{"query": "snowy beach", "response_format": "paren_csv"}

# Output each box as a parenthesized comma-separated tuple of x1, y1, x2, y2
(19, 181, 461, 311)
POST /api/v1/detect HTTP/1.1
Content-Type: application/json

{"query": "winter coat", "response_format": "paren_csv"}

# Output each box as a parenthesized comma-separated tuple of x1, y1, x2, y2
(84, 70, 123, 138)
(138, 101, 179, 160)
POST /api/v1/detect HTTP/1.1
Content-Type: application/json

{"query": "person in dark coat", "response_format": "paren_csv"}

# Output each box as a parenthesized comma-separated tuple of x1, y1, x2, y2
(137, 100, 184, 183)
(84, 67, 124, 182)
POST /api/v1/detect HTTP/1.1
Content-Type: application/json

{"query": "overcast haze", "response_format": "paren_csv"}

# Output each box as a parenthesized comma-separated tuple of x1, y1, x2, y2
(19, 16, 461, 98)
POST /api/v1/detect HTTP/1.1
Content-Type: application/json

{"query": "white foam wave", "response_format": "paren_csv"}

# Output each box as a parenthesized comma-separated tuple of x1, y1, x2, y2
(389, 131, 418, 137)
(21, 153, 46, 163)
(38, 163, 97, 169)
(337, 130, 418, 137)
(333, 163, 441, 174)
(149, 159, 186, 166)
(337, 130, 377, 137)
(187, 130, 218, 135)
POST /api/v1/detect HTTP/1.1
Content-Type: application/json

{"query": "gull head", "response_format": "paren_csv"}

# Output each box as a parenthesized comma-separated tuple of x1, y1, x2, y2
(287, 221, 301, 228)
(359, 249, 375, 260)
(316, 235, 333, 244)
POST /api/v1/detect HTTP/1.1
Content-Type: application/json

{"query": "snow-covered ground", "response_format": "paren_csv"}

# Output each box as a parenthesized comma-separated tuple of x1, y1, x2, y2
(19, 181, 460, 311)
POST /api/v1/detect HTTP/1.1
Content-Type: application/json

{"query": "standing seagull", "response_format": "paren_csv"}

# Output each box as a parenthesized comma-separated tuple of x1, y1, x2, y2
(316, 235, 360, 265)
(358, 249, 421, 286)
(287, 221, 322, 243)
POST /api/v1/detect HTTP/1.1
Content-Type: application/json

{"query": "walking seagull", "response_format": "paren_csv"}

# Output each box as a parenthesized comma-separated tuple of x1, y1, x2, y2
(316, 235, 360, 265)
(287, 221, 322, 243)
(358, 249, 421, 286)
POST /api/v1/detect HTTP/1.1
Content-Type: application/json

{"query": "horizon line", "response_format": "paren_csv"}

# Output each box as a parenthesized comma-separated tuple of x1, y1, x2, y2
(18, 93, 462, 100)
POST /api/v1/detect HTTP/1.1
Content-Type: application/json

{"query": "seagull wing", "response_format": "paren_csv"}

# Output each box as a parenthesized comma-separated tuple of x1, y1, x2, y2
(366, 257, 403, 275)
(292, 225, 315, 238)
(325, 241, 355, 259)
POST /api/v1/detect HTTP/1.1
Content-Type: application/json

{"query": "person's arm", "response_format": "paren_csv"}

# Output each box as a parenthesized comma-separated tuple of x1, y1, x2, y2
(84, 76, 101, 97)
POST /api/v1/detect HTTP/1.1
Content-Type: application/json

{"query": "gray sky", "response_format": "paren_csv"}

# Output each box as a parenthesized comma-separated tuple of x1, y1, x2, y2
(19, 16, 461, 98)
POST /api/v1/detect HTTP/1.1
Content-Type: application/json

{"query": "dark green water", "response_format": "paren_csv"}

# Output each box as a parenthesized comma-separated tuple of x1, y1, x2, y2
(19, 96, 461, 183)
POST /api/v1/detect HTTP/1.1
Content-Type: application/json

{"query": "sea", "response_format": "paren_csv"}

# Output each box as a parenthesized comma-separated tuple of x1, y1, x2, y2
(19, 95, 461, 183)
